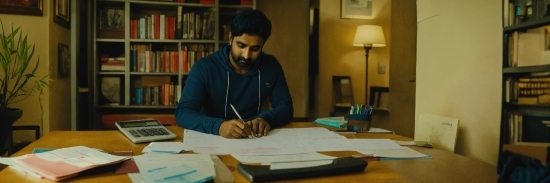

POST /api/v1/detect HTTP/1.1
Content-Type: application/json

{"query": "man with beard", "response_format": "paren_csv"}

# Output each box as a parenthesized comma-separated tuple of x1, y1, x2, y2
(176, 10, 293, 138)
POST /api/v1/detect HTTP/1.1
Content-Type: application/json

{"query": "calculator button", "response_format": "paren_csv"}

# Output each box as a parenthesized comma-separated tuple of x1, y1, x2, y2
(129, 129, 141, 137)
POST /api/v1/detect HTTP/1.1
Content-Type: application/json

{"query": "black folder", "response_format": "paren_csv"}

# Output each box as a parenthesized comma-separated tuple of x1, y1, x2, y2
(237, 157, 368, 182)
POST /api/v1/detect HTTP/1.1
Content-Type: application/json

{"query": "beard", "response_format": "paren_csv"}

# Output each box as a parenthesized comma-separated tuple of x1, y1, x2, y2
(231, 53, 254, 68)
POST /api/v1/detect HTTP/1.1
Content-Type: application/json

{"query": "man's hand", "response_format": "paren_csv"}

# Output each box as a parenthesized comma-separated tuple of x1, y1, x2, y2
(247, 118, 271, 137)
(218, 119, 253, 139)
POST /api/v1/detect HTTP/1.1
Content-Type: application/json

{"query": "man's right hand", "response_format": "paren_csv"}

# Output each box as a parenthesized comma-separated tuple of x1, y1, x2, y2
(218, 119, 253, 138)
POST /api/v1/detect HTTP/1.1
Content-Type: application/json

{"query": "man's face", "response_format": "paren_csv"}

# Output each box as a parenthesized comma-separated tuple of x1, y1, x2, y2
(229, 33, 264, 68)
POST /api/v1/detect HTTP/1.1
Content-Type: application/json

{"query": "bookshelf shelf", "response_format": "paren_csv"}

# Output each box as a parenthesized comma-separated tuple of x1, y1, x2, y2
(92, 0, 255, 129)
(499, 0, 550, 172)
(503, 16, 550, 32)
(503, 64, 550, 73)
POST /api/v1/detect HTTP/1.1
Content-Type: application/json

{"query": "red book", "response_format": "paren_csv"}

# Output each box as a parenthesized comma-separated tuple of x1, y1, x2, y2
(153, 13, 160, 39)
(173, 51, 179, 73)
(200, 0, 214, 4)
(182, 49, 188, 73)
(240, 0, 253, 5)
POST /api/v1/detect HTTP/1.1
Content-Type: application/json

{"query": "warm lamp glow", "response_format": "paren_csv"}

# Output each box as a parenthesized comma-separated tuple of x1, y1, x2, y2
(353, 25, 386, 47)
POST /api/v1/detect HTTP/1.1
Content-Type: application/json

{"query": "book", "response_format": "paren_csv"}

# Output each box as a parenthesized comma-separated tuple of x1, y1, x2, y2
(313, 117, 347, 128)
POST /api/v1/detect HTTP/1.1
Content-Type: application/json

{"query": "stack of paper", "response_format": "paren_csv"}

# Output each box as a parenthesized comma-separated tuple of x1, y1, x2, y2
(313, 117, 347, 128)
(2, 146, 128, 181)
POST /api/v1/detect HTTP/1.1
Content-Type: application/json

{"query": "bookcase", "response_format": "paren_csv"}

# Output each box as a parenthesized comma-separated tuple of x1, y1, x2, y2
(499, 0, 550, 170)
(92, 0, 255, 129)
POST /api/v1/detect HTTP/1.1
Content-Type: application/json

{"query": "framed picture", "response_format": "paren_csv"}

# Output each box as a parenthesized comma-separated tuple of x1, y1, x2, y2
(341, 0, 373, 19)
(0, 0, 43, 16)
(54, 0, 70, 29)
(98, 7, 125, 39)
(58, 43, 70, 78)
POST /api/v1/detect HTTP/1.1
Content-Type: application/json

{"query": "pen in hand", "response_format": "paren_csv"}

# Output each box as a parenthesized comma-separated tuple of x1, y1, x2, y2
(229, 104, 255, 139)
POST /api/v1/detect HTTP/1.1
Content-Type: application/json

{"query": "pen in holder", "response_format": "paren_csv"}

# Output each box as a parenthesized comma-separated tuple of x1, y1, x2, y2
(347, 114, 372, 131)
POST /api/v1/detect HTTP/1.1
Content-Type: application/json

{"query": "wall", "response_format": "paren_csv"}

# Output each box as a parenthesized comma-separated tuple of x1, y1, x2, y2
(416, 0, 501, 165)
(317, 0, 391, 118)
(48, 0, 72, 132)
(257, 0, 310, 118)
(2, 0, 71, 143)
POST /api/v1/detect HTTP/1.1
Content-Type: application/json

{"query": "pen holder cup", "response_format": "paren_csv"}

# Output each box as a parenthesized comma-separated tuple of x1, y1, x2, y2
(347, 114, 372, 131)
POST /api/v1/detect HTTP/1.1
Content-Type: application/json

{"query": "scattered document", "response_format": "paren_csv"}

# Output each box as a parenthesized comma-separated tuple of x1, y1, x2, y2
(133, 153, 215, 178)
(367, 128, 393, 133)
(142, 142, 185, 154)
(349, 139, 404, 150)
(393, 140, 417, 146)
(369, 147, 431, 160)
(8, 146, 128, 181)
(267, 159, 334, 170)
(231, 152, 336, 164)
(141, 164, 213, 183)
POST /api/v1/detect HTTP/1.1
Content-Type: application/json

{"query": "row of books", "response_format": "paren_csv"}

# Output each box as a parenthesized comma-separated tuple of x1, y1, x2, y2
(133, 83, 181, 106)
(505, 76, 550, 104)
(129, 7, 215, 40)
(160, 0, 251, 5)
(130, 44, 212, 73)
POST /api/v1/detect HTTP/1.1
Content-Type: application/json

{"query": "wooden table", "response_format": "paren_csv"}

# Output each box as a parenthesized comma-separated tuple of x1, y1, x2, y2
(0, 123, 497, 182)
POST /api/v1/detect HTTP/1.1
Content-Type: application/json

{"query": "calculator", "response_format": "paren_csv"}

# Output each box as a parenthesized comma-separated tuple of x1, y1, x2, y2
(115, 119, 177, 143)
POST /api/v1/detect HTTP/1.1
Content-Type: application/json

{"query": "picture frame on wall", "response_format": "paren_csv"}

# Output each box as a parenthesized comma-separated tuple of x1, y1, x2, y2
(0, 0, 43, 16)
(54, 0, 70, 29)
(341, 0, 373, 19)
(58, 43, 70, 78)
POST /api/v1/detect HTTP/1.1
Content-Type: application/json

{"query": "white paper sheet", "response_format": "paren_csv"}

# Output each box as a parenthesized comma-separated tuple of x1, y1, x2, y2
(133, 153, 215, 177)
(267, 159, 334, 170)
(231, 152, 337, 163)
(142, 142, 185, 154)
(349, 139, 404, 150)
(360, 147, 431, 159)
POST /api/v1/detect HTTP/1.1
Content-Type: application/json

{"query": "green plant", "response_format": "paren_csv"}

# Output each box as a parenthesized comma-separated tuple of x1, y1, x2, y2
(0, 19, 49, 113)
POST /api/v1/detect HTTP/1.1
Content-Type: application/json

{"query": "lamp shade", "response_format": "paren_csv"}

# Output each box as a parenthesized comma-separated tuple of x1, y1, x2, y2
(353, 25, 386, 47)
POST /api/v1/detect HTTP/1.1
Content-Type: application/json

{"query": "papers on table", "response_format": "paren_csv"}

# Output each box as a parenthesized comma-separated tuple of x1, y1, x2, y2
(142, 142, 185, 154)
(232, 152, 336, 164)
(368, 127, 394, 133)
(267, 160, 334, 170)
(182, 127, 430, 171)
(132, 153, 215, 183)
(182, 127, 355, 155)
(350, 139, 430, 159)
(4, 146, 128, 181)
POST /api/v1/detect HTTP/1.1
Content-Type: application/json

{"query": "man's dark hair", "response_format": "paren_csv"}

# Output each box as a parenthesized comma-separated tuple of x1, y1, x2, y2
(230, 10, 272, 42)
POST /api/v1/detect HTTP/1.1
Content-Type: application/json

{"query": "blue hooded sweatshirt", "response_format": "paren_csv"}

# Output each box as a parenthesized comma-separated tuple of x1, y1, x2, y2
(175, 44, 293, 135)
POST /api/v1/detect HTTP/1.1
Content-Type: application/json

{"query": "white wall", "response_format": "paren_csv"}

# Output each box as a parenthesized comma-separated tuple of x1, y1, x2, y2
(416, 0, 502, 165)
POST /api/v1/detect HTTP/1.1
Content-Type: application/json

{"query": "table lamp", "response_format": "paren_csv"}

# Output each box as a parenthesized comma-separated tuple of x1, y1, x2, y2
(353, 25, 386, 104)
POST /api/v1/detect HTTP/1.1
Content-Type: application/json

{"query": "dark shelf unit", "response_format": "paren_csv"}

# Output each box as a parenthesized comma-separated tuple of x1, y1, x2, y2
(498, 0, 550, 172)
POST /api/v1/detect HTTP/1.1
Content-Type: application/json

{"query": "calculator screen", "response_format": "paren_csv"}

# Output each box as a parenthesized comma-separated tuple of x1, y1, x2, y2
(119, 120, 160, 128)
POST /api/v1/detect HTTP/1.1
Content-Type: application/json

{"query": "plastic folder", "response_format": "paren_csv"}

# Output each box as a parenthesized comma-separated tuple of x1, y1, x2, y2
(237, 157, 367, 182)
